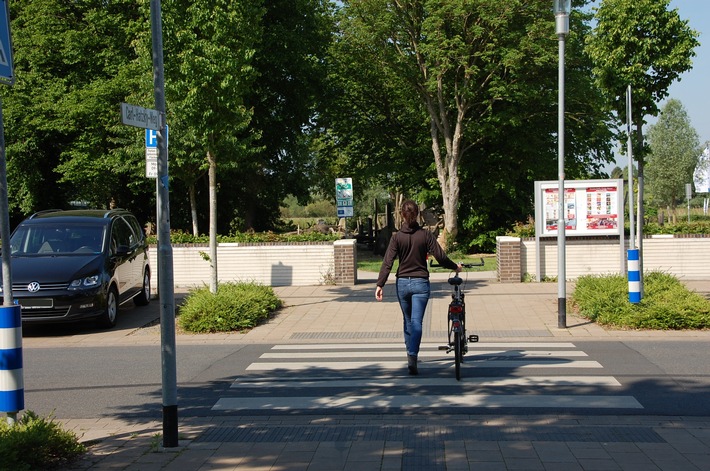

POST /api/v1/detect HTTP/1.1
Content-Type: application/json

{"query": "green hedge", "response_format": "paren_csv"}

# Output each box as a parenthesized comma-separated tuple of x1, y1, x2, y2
(178, 282, 283, 333)
(0, 411, 85, 470)
(571, 272, 710, 329)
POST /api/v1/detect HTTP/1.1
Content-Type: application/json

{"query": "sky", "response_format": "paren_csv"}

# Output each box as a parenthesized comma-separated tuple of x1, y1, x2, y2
(584, 0, 709, 171)
(654, 0, 709, 145)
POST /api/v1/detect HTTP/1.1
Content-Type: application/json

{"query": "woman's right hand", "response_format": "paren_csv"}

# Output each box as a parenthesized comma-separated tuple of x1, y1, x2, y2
(375, 286, 383, 301)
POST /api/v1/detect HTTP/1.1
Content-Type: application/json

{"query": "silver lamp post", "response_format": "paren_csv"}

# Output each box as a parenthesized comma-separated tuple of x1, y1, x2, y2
(555, 0, 570, 328)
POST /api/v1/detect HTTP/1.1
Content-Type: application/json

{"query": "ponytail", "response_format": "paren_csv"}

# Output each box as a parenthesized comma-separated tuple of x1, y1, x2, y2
(400, 199, 419, 226)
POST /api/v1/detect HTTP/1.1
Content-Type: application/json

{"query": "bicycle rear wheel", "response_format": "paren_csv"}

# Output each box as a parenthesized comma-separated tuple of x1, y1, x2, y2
(454, 330, 462, 381)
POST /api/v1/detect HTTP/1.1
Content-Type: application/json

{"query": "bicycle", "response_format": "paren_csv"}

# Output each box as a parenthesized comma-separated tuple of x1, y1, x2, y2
(437, 259, 485, 380)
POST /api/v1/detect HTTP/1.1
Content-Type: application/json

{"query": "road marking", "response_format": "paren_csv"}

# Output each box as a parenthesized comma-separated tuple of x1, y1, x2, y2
(246, 360, 603, 371)
(260, 350, 588, 359)
(271, 342, 578, 350)
(231, 375, 622, 388)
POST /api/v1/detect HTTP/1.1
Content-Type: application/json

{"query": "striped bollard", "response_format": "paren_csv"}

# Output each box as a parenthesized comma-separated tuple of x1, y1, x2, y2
(628, 249, 641, 304)
(0, 305, 24, 413)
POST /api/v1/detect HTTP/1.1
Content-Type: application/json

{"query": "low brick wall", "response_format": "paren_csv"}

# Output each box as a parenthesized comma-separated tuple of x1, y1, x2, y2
(496, 235, 710, 282)
(149, 239, 357, 289)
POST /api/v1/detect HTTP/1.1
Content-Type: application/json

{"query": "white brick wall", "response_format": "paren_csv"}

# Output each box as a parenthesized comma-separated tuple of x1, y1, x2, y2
(149, 242, 336, 290)
(517, 236, 710, 280)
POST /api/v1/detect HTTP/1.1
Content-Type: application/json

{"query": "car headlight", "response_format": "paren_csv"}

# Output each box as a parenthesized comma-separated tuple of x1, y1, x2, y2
(69, 275, 100, 289)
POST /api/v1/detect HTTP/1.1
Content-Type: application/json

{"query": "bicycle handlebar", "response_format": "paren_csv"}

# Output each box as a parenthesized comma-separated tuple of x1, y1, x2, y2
(429, 257, 486, 268)
(460, 258, 485, 268)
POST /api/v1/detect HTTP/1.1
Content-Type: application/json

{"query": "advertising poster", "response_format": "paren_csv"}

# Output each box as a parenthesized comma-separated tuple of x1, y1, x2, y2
(585, 187, 618, 231)
(544, 188, 577, 231)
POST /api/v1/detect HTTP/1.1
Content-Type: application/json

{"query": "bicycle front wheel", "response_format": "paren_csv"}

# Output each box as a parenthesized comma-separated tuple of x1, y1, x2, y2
(454, 330, 462, 381)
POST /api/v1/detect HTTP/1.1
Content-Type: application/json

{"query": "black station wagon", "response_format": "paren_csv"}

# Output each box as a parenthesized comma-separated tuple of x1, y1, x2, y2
(1, 209, 151, 328)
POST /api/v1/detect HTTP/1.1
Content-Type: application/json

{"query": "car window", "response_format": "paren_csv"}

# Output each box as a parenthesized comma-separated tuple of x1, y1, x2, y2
(10, 223, 106, 255)
(125, 215, 145, 246)
(111, 218, 135, 253)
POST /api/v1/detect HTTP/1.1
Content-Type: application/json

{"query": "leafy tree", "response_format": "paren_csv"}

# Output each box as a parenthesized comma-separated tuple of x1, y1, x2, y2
(646, 99, 699, 213)
(2, 0, 153, 225)
(224, 0, 334, 232)
(159, 0, 263, 291)
(586, 0, 699, 238)
(319, 0, 614, 250)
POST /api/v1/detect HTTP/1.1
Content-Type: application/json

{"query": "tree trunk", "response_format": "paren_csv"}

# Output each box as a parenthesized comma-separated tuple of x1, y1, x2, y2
(428, 108, 463, 248)
(189, 183, 199, 237)
(208, 149, 218, 294)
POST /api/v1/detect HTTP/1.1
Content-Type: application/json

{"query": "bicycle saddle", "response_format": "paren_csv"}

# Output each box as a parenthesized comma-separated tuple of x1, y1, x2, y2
(448, 276, 463, 286)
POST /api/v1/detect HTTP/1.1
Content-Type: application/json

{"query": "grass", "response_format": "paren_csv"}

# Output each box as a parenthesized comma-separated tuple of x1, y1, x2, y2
(571, 271, 710, 329)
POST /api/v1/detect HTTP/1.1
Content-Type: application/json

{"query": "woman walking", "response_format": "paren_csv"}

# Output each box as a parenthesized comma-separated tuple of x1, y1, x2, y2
(375, 200, 461, 375)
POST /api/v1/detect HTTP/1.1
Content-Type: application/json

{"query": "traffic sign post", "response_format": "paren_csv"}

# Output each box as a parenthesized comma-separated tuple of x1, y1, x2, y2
(145, 128, 168, 179)
(0, 0, 14, 85)
(336, 177, 354, 218)
(121, 103, 160, 131)
(0, 0, 20, 425)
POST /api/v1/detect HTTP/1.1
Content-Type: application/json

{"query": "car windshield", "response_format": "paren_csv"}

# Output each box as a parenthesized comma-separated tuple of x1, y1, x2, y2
(10, 223, 106, 255)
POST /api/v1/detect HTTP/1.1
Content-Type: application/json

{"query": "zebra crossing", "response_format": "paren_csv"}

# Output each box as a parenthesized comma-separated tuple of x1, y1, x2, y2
(212, 342, 643, 412)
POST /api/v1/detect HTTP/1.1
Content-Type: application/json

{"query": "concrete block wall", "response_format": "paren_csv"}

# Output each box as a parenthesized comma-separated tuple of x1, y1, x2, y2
(497, 235, 710, 282)
(149, 239, 357, 290)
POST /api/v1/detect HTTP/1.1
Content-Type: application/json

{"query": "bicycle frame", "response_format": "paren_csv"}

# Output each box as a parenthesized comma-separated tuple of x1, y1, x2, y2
(438, 259, 484, 380)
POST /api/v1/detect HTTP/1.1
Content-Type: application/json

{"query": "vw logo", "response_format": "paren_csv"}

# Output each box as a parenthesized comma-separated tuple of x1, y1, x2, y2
(27, 282, 41, 293)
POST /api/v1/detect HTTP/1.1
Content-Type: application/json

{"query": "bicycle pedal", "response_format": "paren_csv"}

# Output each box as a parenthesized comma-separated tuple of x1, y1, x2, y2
(468, 334, 479, 342)
(438, 346, 448, 350)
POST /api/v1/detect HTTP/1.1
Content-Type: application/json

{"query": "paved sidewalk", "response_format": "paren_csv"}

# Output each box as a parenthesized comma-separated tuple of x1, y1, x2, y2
(31, 272, 710, 469)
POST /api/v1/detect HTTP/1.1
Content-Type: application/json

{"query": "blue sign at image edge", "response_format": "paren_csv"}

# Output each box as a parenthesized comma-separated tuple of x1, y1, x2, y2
(0, 0, 15, 85)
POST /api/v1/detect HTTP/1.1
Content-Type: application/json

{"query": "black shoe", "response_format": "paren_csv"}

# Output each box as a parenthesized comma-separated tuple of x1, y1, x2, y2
(407, 355, 418, 375)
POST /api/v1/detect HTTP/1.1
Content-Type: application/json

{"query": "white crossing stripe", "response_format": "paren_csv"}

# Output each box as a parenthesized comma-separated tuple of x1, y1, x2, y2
(213, 394, 643, 411)
(271, 342, 578, 350)
(213, 342, 643, 412)
(246, 360, 603, 371)
(259, 350, 589, 359)
(231, 376, 622, 388)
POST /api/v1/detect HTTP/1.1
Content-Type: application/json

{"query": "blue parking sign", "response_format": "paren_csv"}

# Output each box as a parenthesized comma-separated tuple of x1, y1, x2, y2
(145, 126, 168, 148)
(0, 0, 14, 85)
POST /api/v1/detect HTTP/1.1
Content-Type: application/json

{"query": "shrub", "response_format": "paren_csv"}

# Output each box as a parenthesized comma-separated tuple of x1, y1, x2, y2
(0, 410, 86, 470)
(571, 272, 710, 329)
(178, 282, 283, 333)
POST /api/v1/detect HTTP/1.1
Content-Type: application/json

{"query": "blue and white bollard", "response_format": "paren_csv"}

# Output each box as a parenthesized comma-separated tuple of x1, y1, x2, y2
(628, 249, 641, 304)
(0, 305, 24, 413)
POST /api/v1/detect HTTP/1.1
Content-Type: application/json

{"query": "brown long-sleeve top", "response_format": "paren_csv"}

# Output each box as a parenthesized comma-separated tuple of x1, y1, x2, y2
(376, 222, 459, 287)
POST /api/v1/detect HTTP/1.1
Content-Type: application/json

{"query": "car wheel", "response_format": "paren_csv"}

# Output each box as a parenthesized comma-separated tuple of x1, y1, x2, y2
(134, 268, 151, 306)
(97, 286, 119, 328)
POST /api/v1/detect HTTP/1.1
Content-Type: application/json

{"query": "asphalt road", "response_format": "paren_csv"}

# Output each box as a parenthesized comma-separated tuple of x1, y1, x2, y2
(21, 339, 710, 419)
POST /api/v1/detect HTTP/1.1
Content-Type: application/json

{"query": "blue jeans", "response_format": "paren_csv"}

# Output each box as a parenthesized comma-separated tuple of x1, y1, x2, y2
(396, 277, 431, 357)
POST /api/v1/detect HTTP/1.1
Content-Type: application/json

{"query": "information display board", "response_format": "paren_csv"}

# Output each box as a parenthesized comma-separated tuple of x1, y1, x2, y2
(535, 179, 623, 237)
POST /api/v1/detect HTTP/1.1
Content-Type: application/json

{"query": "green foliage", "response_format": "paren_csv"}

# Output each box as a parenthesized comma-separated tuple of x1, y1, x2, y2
(571, 272, 710, 329)
(178, 282, 283, 333)
(147, 230, 340, 245)
(505, 219, 536, 238)
(586, 0, 699, 160)
(646, 99, 700, 210)
(643, 220, 710, 235)
(0, 411, 86, 470)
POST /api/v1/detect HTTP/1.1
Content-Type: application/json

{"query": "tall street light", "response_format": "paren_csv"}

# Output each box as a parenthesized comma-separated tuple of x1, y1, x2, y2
(555, 0, 570, 328)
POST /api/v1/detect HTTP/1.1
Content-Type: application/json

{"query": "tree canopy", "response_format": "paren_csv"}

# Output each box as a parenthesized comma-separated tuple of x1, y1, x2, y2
(318, 0, 614, 250)
(646, 99, 700, 211)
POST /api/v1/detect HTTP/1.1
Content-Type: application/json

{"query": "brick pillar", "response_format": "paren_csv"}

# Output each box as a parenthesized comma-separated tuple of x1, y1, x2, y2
(334, 239, 357, 285)
(496, 236, 521, 283)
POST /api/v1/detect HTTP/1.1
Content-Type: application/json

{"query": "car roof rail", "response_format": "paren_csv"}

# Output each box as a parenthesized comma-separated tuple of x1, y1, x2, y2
(28, 209, 63, 219)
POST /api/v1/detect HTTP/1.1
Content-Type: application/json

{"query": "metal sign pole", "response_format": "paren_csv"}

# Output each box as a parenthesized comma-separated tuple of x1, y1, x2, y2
(150, 0, 178, 448)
